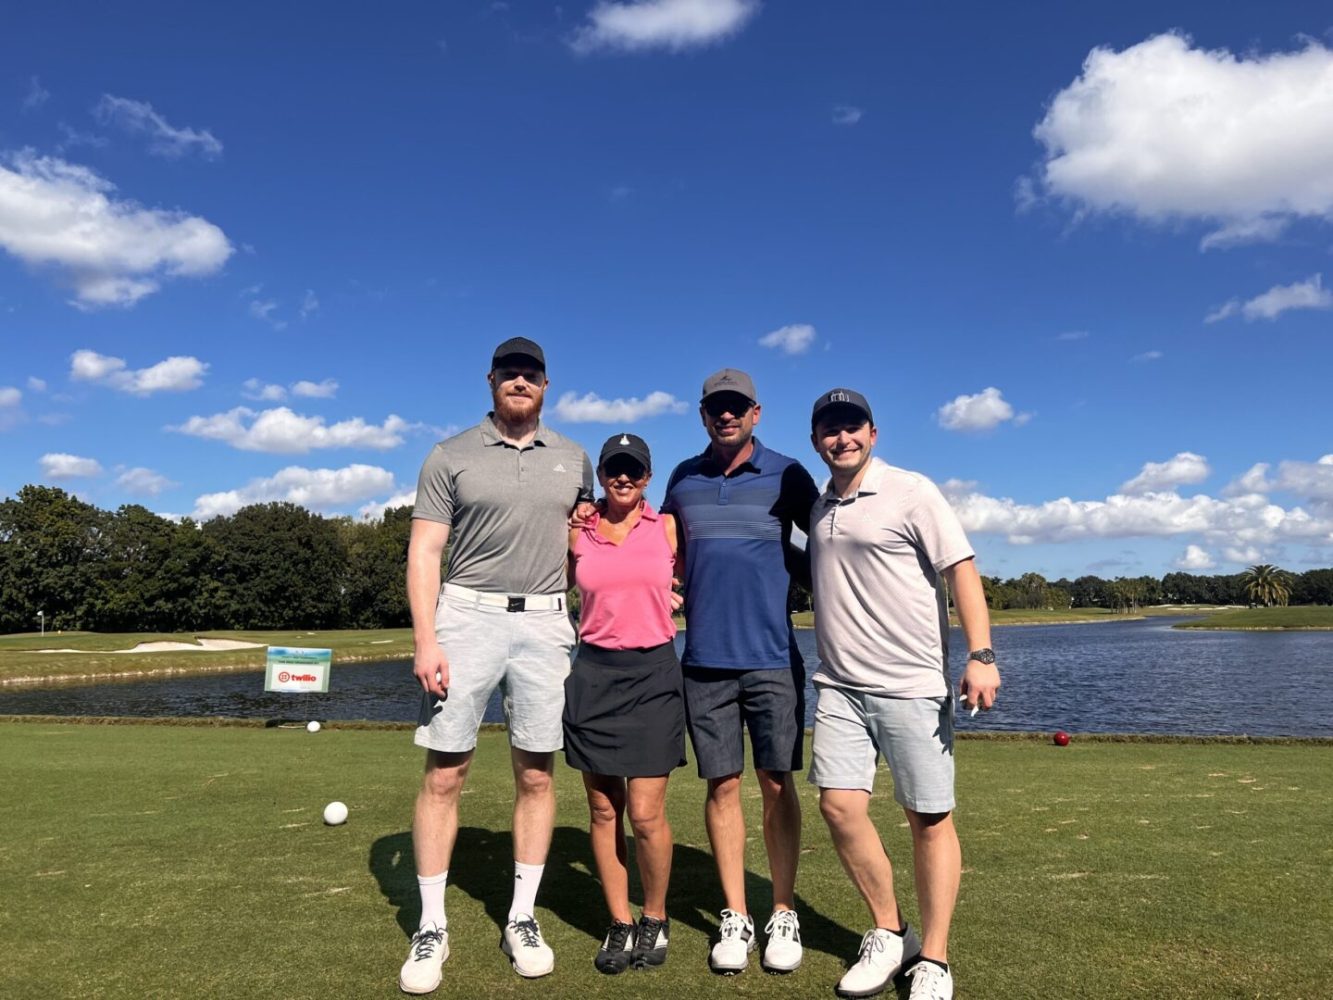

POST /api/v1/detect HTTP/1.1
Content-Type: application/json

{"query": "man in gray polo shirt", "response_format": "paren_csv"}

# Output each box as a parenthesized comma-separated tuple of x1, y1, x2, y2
(806, 388, 1000, 1000)
(397, 337, 593, 994)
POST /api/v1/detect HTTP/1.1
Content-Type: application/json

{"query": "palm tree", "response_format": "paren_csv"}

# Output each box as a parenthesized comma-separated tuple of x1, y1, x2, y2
(1244, 564, 1293, 607)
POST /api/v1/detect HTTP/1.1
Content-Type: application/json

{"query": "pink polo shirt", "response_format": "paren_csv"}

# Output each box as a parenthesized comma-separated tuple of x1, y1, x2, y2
(572, 503, 677, 650)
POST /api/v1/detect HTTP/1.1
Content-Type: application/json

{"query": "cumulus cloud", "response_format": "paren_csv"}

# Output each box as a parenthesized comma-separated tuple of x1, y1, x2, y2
(1174, 544, 1216, 570)
(358, 489, 418, 521)
(1272, 455, 1333, 503)
(1028, 33, 1333, 247)
(832, 105, 863, 125)
(1121, 452, 1210, 495)
(248, 298, 286, 330)
(1223, 462, 1275, 497)
(40, 453, 102, 479)
(242, 378, 286, 402)
(70, 349, 207, 395)
(936, 387, 1031, 432)
(0, 152, 232, 307)
(191, 464, 396, 520)
(554, 390, 688, 423)
(0, 386, 19, 407)
(570, 0, 760, 55)
(1207, 274, 1333, 323)
(115, 467, 178, 497)
(758, 323, 816, 355)
(292, 378, 338, 399)
(93, 95, 223, 159)
(170, 406, 409, 453)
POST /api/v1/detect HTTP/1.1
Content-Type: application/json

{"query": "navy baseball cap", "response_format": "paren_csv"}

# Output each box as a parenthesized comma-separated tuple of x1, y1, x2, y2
(598, 432, 652, 472)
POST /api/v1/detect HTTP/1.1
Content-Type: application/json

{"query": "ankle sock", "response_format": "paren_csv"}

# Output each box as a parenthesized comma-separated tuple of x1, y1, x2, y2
(417, 871, 448, 930)
(508, 861, 545, 922)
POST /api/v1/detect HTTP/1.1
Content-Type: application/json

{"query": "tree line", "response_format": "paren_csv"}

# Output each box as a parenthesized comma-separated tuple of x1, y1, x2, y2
(2, 485, 1330, 634)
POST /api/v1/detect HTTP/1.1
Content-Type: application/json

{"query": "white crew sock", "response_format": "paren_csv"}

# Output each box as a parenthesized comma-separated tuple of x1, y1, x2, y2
(417, 871, 448, 930)
(508, 862, 545, 922)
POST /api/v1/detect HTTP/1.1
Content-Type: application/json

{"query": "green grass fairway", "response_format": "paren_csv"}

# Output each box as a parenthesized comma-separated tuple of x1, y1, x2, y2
(1174, 606, 1333, 630)
(0, 629, 413, 684)
(3, 722, 1329, 998)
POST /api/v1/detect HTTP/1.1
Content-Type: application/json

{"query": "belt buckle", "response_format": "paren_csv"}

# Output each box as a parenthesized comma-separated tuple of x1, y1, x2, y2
(506, 596, 525, 613)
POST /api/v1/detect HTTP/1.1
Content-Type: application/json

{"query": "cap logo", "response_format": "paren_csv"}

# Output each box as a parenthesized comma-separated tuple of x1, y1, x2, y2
(829, 391, 851, 403)
(620, 435, 630, 445)
(719, 374, 735, 383)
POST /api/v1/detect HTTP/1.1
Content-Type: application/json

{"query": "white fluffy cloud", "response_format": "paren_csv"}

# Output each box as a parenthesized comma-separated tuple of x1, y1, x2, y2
(936, 387, 1030, 432)
(40, 453, 102, 479)
(0, 152, 232, 307)
(1206, 275, 1333, 323)
(191, 464, 396, 520)
(358, 489, 418, 521)
(292, 378, 338, 399)
(93, 95, 223, 159)
(1120, 452, 1210, 495)
(554, 390, 688, 423)
(242, 378, 287, 401)
(758, 323, 816, 355)
(115, 467, 178, 497)
(1174, 544, 1216, 570)
(170, 406, 409, 453)
(570, 0, 760, 54)
(70, 349, 208, 395)
(1029, 34, 1333, 248)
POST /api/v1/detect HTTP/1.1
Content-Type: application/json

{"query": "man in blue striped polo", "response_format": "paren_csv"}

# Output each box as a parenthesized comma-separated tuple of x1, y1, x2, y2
(662, 368, 820, 976)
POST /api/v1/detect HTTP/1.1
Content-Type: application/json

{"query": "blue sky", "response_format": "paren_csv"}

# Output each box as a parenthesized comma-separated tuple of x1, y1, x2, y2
(2, 0, 1331, 580)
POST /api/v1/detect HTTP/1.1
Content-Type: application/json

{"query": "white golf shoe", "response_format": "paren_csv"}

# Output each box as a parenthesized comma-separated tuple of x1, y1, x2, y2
(906, 959, 954, 1000)
(835, 925, 922, 998)
(762, 909, 803, 973)
(398, 922, 449, 994)
(501, 914, 555, 978)
(708, 908, 756, 974)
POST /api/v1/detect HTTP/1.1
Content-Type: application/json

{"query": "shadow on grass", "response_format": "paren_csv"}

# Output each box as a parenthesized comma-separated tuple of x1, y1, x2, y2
(369, 824, 859, 962)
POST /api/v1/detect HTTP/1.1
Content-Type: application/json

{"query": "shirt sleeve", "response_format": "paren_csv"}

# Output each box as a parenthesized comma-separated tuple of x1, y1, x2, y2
(577, 451, 595, 505)
(660, 463, 686, 517)
(412, 444, 456, 525)
(910, 479, 975, 572)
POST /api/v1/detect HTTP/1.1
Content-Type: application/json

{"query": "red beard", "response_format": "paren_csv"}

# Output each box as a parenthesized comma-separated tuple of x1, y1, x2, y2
(494, 391, 541, 423)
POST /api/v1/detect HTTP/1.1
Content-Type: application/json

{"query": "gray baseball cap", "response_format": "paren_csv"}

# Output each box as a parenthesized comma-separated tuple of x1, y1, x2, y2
(701, 368, 757, 403)
(811, 387, 873, 429)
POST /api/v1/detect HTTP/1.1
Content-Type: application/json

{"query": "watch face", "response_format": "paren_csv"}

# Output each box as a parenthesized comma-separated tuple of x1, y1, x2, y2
(969, 648, 996, 664)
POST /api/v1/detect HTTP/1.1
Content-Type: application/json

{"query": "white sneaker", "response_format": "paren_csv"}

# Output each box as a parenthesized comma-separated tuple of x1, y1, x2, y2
(708, 908, 756, 974)
(501, 914, 555, 978)
(906, 960, 954, 1000)
(399, 922, 449, 994)
(762, 909, 803, 973)
(835, 925, 922, 998)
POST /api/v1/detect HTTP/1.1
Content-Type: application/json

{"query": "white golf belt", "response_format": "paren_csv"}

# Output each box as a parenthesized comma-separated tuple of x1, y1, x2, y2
(442, 582, 565, 612)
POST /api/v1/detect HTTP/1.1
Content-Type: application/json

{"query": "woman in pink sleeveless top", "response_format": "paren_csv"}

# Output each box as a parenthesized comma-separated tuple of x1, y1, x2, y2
(564, 432, 684, 974)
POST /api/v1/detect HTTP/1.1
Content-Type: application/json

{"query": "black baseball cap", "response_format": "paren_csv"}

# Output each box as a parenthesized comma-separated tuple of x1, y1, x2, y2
(598, 432, 652, 473)
(811, 387, 873, 429)
(700, 368, 757, 403)
(491, 337, 546, 372)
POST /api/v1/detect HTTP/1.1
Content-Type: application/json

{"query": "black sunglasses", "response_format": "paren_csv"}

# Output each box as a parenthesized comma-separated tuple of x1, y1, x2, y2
(603, 457, 648, 480)
(703, 395, 753, 419)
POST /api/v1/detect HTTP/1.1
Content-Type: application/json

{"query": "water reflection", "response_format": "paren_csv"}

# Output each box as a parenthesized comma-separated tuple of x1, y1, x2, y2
(2, 618, 1330, 737)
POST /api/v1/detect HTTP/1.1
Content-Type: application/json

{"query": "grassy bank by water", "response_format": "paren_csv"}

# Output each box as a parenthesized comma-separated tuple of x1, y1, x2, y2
(3, 720, 1329, 998)
(0, 628, 413, 685)
(1174, 605, 1333, 630)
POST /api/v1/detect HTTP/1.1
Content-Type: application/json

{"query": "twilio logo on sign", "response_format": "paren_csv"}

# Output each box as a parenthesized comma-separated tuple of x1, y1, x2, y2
(281, 672, 318, 682)
(278, 671, 291, 682)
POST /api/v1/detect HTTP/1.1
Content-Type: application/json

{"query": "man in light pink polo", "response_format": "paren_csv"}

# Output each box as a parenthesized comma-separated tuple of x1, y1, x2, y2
(806, 388, 1000, 1000)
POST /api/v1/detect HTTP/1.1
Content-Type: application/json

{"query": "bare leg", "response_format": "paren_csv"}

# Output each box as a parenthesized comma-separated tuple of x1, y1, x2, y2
(755, 768, 800, 911)
(906, 810, 960, 963)
(413, 750, 474, 877)
(626, 775, 672, 919)
(819, 788, 903, 929)
(704, 773, 748, 913)
(511, 747, 557, 865)
(584, 773, 632, 923)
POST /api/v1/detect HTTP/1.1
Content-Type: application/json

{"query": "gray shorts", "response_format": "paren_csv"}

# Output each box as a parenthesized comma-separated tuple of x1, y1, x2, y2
(682, 663, 804, 780)
(414, 592, 575, 754)
(807, 683, 955, 814)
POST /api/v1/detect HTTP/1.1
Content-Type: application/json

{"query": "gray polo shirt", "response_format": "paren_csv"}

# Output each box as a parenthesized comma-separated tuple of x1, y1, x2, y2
(810, 458, 974, 698)
(413, 416, 593, 595)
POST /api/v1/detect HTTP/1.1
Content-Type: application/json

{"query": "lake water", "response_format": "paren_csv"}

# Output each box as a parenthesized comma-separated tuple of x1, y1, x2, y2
(3, 617, 1330, 737)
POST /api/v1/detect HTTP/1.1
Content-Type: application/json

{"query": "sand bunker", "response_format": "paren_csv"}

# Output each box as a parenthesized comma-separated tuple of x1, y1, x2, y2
(37, 638, 266, 655)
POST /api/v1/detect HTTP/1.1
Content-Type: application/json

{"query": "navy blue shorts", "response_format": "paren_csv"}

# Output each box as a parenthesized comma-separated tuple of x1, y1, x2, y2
(681, 660, 805, 780)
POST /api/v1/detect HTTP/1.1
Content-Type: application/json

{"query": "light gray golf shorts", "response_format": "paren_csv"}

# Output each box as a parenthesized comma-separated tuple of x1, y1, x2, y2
(807, 682, 956, 814)
(413, 592, 576, 754)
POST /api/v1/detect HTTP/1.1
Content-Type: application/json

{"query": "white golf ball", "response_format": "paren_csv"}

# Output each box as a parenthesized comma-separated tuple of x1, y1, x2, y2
(306, 720, 321, 733)
(323, 801, 348, 826)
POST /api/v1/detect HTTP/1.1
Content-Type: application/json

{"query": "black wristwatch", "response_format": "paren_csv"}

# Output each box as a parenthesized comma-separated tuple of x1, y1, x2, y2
(967, 648, 996, 665)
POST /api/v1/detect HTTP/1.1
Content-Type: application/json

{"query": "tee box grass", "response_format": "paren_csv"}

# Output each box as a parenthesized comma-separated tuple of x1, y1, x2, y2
(2, 721, 1329, 999)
